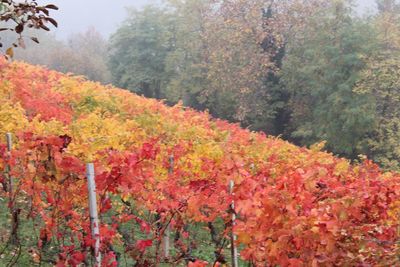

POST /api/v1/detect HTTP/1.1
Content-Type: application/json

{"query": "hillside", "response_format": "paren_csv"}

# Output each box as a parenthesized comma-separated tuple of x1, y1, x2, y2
(0, 58, 400, 266)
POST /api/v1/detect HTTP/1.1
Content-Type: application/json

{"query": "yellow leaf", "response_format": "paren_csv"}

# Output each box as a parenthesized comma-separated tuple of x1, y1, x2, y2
(237, 232, 251, 244)
(334, 160, 350, 176)
(6, 47, 13, 58)
(310, 141, 326, 152)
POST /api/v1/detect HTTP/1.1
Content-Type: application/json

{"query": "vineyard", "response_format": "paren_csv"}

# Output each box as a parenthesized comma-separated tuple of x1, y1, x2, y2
(0, 57, 400, 266)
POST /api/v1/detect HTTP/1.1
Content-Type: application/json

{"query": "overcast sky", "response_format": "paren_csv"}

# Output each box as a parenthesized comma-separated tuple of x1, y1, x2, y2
(47, 0, 377, 40)
(48, 0, 156, 39)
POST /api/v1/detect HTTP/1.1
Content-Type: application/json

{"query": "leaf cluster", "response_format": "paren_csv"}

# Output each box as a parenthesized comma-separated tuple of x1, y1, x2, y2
(0, 0, 58, 58)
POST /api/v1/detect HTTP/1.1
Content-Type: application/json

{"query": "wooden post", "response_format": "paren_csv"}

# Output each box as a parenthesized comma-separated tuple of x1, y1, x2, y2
(6, 133, 18, 244)
(229, 180, 238, 267)
(163, 155, 174, 259)
(86, 163, 101, 266)
(6, 133, 12, 152)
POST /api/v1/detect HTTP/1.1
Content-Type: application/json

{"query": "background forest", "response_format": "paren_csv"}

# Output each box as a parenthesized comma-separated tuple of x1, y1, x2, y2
(3, 0, 400, 170)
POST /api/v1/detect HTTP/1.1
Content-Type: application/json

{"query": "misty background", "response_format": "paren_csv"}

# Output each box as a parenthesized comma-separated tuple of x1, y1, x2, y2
(47, 0, 159, 39)
(49, 0, 375, 39)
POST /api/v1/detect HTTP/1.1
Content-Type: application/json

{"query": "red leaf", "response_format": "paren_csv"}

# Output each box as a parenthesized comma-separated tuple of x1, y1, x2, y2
(188, 260, 209, 267)
(141, 142, 158, 160)
(136, 239, 152, 253)
(72, 252, 86, 263)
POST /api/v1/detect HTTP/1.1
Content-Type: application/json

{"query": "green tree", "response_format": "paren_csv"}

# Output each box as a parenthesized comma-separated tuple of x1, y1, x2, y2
(354, 0, 400, 169)
(282, 0, 375, 158)
(163, 0, 211, 109)
(108, 6, 175, 99)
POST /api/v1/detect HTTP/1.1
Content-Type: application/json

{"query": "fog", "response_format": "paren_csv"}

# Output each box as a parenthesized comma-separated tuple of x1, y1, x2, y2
(47, 0, 376, 39)
(48, 0, 159, 39)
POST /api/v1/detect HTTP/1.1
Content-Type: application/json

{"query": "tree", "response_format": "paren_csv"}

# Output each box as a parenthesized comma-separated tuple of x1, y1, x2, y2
(353, 0, 400, 169)
(61, 28, 111, 83)
(282, 0, 375, 158)
(163, 0, 211, 109)
(0, 0, 58, 57)
(108, 6, 175, 99)
(183, 0, 320, 130)
(109, 0, 324, 129)
(199, 0, 280, 123)
(14, 28, 111, 83)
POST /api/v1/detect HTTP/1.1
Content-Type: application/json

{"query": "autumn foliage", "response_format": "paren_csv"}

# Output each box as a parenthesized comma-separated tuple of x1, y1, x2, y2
(0, 58, 400, 266)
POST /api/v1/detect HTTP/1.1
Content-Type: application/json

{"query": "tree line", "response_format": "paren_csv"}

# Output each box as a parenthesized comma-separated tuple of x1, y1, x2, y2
(5, 0, 400, 170)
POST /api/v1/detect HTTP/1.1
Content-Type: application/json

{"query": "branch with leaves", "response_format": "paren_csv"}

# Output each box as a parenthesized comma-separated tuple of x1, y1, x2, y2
(0, 0, 58, 58)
